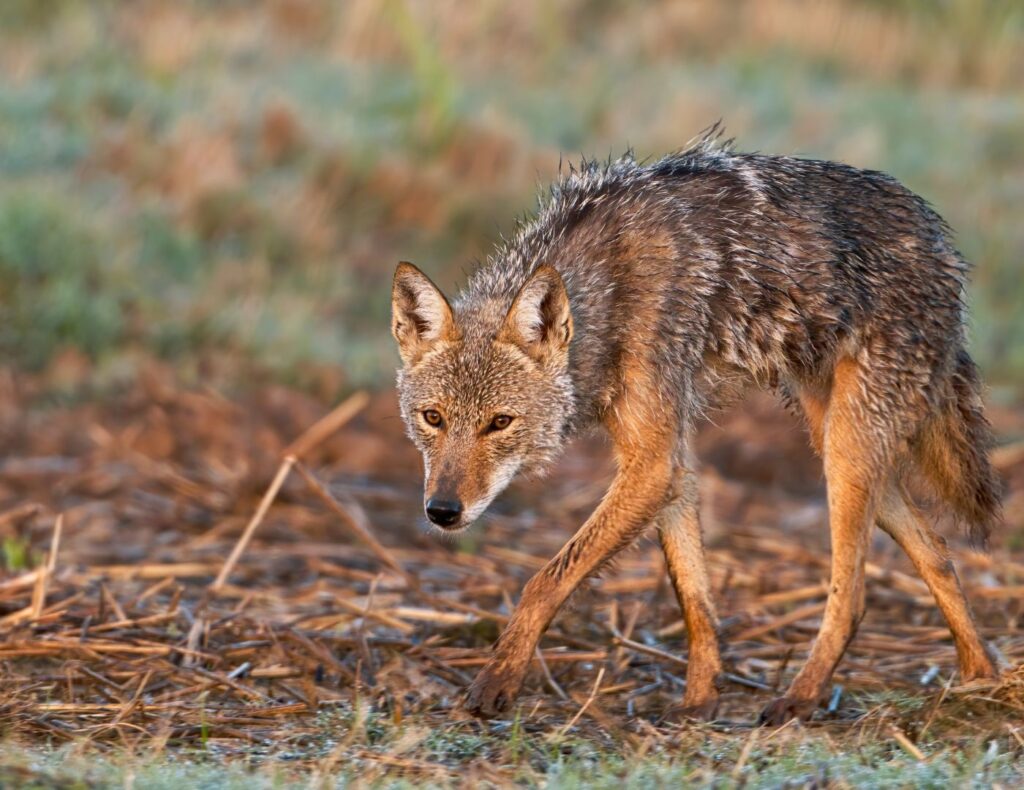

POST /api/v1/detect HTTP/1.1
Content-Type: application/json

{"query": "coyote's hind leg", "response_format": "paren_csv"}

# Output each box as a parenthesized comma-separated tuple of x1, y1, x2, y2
(658, 460, 723, 722)
(784, 378, 1001, 723)
(876, 481, 1001, 681)
(762, 359, 886, 725)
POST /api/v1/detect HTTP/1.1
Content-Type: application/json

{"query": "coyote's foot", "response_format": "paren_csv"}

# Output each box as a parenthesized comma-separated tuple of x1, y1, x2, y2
(463, 664, 525, 719)
(759, 694, 819, 726)
(959, 649, 1001, 683)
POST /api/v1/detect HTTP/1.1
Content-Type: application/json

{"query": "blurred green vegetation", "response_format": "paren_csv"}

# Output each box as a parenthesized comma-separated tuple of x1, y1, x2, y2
(0, 0, 1021, 394)
(1, 706, 1023, 788)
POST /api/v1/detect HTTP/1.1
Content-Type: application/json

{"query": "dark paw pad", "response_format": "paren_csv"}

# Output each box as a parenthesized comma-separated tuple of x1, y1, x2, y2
(463, 673, 520, 719)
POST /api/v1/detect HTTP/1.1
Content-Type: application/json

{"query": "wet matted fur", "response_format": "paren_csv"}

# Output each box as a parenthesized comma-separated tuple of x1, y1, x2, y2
(390, 127, 1003, 723)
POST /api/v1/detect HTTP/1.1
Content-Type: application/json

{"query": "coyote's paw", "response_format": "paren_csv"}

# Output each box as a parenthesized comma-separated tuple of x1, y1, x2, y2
(959, 651, 1001, 683)
(758, 695, 818, 726)
(463, 665, 524, 719)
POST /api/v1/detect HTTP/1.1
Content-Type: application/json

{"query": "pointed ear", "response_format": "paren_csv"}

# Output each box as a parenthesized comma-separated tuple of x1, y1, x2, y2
(391, 262, 456, 365)
(499, 265, 573, 361)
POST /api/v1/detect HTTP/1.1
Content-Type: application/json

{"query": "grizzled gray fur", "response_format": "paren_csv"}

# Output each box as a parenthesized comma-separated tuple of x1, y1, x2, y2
(455, 130, 998, 537)
(390, 127, 1003, 722)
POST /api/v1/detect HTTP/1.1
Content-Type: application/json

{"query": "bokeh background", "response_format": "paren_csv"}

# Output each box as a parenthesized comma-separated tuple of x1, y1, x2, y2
(2, 5, 1024, 780)
(2, 0, 1022, 400)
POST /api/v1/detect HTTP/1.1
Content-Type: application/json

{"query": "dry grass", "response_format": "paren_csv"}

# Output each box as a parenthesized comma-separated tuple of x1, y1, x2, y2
(0, 368, 1021, 783)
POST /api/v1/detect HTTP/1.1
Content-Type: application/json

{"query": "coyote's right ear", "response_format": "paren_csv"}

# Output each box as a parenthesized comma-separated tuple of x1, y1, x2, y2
(391, 262, 456, 365)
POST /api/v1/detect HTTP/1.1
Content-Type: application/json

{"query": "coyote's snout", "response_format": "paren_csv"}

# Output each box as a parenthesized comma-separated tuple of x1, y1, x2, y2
(391, 128, 1005, 724)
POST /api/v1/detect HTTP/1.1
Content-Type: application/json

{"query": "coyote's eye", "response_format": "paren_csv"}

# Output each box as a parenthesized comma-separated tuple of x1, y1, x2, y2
(488, 414, 514, 432)
(422, 409, 444, 428)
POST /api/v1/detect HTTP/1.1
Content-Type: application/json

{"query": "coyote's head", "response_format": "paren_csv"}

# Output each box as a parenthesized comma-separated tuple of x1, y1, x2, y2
(391, 262, 575, 532)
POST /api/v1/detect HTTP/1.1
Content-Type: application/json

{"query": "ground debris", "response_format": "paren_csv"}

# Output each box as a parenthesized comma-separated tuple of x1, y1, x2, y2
(0, 380, 1021, 753)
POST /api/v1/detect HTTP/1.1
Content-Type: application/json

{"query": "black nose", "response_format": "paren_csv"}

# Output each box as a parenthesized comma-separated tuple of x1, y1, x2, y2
(426, 498, 463, 527)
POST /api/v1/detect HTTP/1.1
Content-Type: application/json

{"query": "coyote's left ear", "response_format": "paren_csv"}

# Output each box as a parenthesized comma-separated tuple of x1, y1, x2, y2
(392, 262, 457, 365)
(500, 265, 573, 362)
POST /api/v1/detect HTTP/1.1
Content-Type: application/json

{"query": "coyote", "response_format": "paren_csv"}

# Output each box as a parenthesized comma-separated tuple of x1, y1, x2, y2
(390, 130, 1003, 723)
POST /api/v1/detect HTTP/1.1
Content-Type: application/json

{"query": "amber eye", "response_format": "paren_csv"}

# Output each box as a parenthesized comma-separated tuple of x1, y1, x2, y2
(489, 414, 514, 432)
(423, 409, 444, 427)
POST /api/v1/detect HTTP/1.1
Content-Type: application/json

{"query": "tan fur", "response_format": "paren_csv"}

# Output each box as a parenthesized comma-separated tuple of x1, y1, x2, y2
(762, 367, 1003, 723)
(463, 374, 677, 715)
(876, 482, 1003, 680)
(763, 358, 880, 722)
(798, 388, 998, 682)
(657, 454, 724, 720)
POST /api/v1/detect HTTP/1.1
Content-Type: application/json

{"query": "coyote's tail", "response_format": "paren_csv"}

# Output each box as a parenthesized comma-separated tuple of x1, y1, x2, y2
(912, 349, 1002, 547)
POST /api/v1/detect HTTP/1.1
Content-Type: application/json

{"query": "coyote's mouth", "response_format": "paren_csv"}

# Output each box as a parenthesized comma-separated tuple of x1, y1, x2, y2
(423, 514, 478, 537)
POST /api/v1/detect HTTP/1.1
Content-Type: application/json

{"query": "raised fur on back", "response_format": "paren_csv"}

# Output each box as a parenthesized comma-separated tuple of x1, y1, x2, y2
(391, 127, 1003, 724)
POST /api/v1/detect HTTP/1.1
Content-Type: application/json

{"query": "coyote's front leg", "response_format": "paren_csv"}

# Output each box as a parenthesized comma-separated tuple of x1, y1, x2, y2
(658, 462, 723, 721)
(464, 417, 675, 718)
